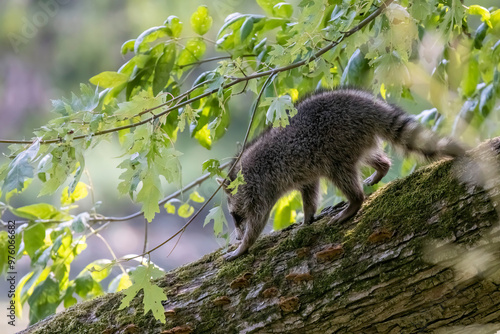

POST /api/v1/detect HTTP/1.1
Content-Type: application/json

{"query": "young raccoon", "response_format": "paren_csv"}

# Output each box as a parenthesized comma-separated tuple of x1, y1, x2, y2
(218, 88, 465, 261)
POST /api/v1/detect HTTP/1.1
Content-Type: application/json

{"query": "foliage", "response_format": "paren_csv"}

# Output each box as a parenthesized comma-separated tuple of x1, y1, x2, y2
(0, 0, 499, 326)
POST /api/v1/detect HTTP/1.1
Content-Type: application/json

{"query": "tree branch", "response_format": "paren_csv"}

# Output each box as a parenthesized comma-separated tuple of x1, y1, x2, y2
(18, 137, 500, 334)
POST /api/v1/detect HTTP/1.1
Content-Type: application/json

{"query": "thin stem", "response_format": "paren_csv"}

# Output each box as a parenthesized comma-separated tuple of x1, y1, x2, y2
(143, 217, 148, 254)
(88, 224, 127, 275)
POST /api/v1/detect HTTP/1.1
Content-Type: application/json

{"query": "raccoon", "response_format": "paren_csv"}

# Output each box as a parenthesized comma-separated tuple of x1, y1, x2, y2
(217, 88, 465, 261)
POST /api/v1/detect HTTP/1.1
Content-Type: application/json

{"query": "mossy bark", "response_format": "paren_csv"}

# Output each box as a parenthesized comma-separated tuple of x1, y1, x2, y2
(19, 138, 500, 334)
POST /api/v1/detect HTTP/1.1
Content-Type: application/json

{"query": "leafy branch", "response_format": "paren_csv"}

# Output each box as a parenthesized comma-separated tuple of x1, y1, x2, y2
(0, 0, 393, 146)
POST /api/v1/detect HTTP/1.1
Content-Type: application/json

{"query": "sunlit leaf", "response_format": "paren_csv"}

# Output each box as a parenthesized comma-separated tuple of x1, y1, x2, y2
(89, 71, 129, 89)
(134, 26, 170, 53)
(273, 2, 293, 18)
(263, 95, 297, 127)
(118, 265, 167, 323)
(204, 205, 228, 236)
(178, 38, 206, 67)
(12, 203, 60, 221)
(468, 5, 491, 28)
(272, 190, 302, 230)
(178, 203, 195, 218)
(121, 39, 135, 55)
(191, 6, 213, 35)
(108, 273, 132, 293)
(189, 191, 205, 203)
(61, 182, 88, 205)
(227, 170, 246, 195)
(164, 15, 183, 38)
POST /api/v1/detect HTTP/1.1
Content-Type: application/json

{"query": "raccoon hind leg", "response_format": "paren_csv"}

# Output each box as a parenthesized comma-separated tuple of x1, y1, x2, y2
(363, 150, 391, 186)
(300, 180, 320, 224)
(329, 167, 364, 224)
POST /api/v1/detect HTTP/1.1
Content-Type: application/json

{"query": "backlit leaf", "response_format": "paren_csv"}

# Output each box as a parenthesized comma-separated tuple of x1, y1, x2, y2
(89, 71, 129, 89)
(190, 6, 213, 35)
(178, 203, 194, 218)
(164, 15, 183, 38)
(119, 265, 167, 323)
(189, 191, 205, 203)
(204, 205, 228, 236)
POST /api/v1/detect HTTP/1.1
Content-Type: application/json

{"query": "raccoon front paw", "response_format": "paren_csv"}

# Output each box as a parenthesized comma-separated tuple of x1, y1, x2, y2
(223, 250, 239, 261)
(223, 245, 248, 261)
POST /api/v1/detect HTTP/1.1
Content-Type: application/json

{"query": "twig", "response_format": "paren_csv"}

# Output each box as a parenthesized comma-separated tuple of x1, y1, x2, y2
(143, 217, 148, 254)
(0, 0, 393, 146)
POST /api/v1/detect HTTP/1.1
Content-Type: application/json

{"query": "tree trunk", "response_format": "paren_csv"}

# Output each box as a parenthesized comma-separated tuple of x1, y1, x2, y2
(19, 138, 500, 334)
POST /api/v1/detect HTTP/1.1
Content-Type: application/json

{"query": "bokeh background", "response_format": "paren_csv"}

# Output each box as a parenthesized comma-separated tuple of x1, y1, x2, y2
(0, 0, 498, 332)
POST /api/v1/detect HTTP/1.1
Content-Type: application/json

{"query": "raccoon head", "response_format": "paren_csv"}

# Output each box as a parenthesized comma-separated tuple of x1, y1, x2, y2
(217, 177, 245, 240)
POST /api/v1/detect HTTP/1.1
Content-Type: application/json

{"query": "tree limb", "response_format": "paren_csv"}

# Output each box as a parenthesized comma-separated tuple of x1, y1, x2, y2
(19, 138, 500, 334)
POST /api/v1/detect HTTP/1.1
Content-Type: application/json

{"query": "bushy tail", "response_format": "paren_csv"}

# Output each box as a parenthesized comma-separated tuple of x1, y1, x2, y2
(380, 105, 466, 159)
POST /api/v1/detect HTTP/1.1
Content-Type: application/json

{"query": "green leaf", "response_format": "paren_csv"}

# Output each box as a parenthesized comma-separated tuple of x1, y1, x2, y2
(273, 2, 293, 18)
(2, 140, 39, 194)
(178, 105, 198, 132)
(108, 273, 132, 293)
(0, 232, 12, 275)
(61, 182, 88, 205)
(71, 213, 89, 233)
(460, 56, 479, 97)
(227, 170, 246, 195)
(178, 203, 194, 218)
(272, 190, 302, 230)
(74, 272, 102, 298)
(178, 38, 206, 67)
(121, 39, 135, 55)
(204, 206, 228, 236)
(12, 203, 60, 220)
(479, 84, 494, 116)
(202, 159, 223, 177)
(115, 90, 163, 118)
(190, 6, 213, 35)
(189, 191, 205, 203)
(119, 265, 167, 323)
(134, 26, 170, 53)
(164, 201, 176, 214)
(257, 0, 280, 16)
(468, 5, 492, 28)
(194, 124, 212, 149)
(263, 95, 297, 127)
(341, 49, 370, 86)
(137, 169, 162, 222)
(240, 16, 255, 41)
(89, 71, 129, 89)
(85, 259, 113, 282)
(474, 23, 489, 49)
(27, 276, 60, 325)
(164, 15, 183, 38)
(153, 43, 176, 96)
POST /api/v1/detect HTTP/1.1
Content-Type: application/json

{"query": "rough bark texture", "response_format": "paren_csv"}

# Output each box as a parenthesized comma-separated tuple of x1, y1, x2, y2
(19, 139, 500, 334)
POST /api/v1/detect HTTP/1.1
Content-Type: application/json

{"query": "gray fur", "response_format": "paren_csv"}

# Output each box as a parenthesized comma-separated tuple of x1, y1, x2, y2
(220, 88, 465, 261)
